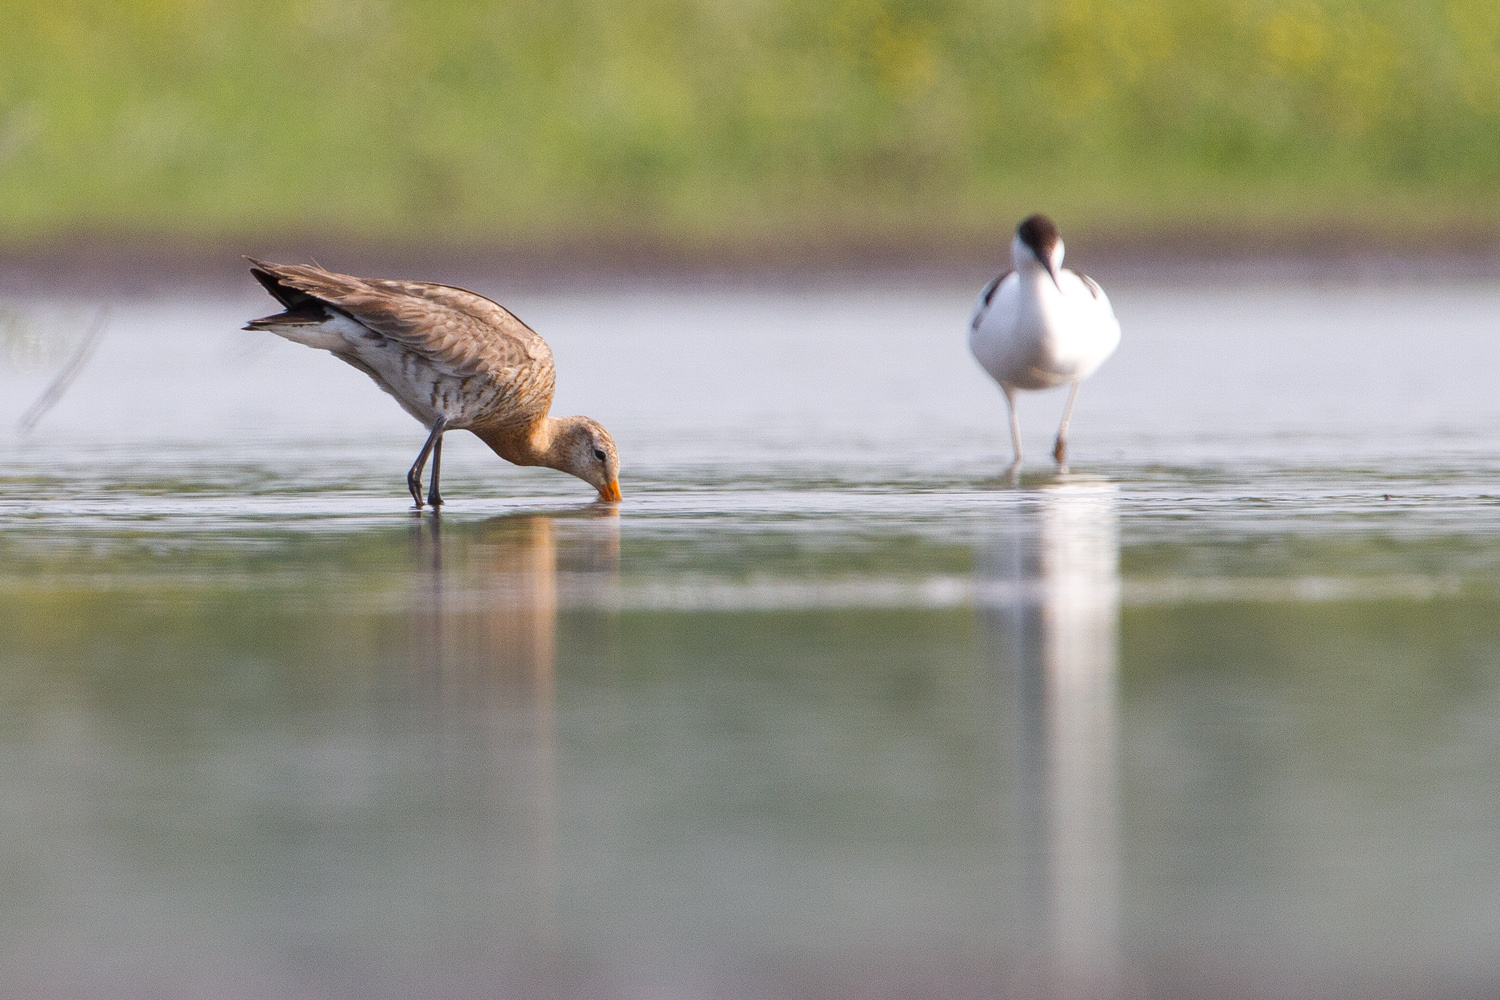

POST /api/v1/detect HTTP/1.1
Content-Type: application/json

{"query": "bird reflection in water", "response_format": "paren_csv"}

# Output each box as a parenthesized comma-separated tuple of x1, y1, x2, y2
(409, 507, 620, 945)
(411, 508, 620, 693)
(979, 480, 1121, 985)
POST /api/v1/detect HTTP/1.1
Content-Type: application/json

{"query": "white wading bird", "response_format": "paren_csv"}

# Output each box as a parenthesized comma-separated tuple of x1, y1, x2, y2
(246, 260, 621, 508)
(969, 214, 1120, 468)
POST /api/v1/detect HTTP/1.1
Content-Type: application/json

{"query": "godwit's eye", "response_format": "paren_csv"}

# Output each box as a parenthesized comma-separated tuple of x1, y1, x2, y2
(593, 448, 607, 461)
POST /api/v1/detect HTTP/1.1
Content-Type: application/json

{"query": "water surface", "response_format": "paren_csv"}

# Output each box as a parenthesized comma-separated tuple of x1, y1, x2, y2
(3, 277, 1500, 997)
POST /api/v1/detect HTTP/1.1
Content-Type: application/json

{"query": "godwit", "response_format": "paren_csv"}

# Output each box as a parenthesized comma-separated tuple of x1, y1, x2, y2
(246, 260, 621, 507)
(969, 215, 1121, 469)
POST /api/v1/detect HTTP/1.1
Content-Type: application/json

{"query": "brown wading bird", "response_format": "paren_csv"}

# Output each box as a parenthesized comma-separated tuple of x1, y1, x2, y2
(245, 260, 622, 507)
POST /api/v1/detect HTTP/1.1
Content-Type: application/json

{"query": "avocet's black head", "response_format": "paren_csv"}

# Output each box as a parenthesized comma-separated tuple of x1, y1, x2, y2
(1014, 214, 1064, 289)
(1017, 214, 1061, 261)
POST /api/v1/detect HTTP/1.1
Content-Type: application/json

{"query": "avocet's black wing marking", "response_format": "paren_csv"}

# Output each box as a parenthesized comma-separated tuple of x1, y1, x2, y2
(970, 270, 1012, 331)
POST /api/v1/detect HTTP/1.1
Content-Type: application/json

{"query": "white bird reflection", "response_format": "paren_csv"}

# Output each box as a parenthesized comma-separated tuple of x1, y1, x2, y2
(979, 480, 1121, 980)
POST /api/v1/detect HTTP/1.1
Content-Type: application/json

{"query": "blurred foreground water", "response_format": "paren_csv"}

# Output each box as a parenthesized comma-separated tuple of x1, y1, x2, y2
(2, 277, 1500, 998)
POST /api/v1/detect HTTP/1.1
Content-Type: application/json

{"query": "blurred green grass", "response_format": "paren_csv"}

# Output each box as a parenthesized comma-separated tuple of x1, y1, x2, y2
(3, 0, 1500, 252)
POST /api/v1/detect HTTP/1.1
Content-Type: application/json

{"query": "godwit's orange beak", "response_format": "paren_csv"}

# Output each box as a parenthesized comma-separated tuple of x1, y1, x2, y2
(598, 480, 622, 502)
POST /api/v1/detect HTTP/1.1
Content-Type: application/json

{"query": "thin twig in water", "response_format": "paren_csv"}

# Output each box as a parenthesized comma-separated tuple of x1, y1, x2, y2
(18, 307, 109, 434)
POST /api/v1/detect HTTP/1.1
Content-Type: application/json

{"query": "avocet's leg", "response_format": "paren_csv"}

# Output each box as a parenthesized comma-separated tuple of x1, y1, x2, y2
(407, 416, 448, 508)
(426, 430, 446, 509)
(1003, 385, 1023, 468)
(1054, 382, 1080, 465)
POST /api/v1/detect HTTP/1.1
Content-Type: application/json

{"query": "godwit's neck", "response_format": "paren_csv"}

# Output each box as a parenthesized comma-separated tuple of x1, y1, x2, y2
(474, 417, 564, 469)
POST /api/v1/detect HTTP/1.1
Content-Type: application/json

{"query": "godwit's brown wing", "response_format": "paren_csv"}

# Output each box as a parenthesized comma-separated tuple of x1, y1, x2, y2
(246, 259, 556, 430)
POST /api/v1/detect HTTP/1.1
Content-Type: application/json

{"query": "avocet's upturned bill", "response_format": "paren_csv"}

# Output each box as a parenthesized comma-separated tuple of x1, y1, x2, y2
(245, 260, 621, 507)
(969, 215, 1121, 468)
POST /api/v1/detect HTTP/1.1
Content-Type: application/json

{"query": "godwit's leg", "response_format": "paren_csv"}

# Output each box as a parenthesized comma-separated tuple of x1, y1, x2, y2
(407, 416, 448, 508)
(426, 430, 446, 509)
(1003, 385, 1023, 470)
(1054, 382, 1080, 466)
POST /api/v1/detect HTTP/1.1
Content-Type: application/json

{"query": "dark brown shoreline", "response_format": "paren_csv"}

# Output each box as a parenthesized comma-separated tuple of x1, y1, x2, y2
(4, 222, 1500, 295)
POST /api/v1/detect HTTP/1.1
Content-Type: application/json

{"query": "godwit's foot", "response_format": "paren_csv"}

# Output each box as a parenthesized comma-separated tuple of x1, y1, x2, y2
(407, 471, 425, 508)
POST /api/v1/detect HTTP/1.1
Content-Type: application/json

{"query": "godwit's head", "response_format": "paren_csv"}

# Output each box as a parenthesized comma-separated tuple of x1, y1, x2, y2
(554, 416, 622, 502)
(1013, 214, 1064, 290)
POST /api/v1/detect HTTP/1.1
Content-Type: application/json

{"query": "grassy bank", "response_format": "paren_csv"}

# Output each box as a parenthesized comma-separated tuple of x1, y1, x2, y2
(3, 1, 1500, 254)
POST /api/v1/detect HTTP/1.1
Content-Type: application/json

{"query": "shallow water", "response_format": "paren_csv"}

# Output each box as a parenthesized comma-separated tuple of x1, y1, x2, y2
(3, 277, 1500, 997)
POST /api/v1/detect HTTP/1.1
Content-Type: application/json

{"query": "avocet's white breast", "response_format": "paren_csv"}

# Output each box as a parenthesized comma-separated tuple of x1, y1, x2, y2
(969, 247, 1119, 390)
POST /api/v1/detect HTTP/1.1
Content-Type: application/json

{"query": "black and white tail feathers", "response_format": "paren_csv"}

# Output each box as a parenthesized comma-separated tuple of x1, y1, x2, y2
(244, 257, 331, 330)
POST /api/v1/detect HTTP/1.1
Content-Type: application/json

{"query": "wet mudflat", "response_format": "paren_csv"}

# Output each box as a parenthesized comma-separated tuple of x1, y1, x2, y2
(3, 276, 1500, 997)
